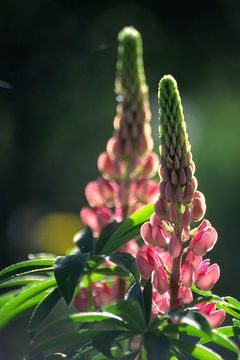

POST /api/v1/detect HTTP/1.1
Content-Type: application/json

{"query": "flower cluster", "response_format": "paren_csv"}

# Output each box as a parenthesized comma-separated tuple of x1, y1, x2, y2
(80, 27, 159, 237)
(135, 75, 225, 328)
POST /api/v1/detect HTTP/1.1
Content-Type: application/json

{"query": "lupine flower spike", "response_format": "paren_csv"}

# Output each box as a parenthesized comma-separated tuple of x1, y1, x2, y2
(76, 26, 160, 310)
(136, 75, 225, 328)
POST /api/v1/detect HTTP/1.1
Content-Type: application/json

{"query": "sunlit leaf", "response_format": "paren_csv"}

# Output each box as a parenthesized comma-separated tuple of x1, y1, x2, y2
(0, 278, 56, 328)
(101, 203, 154, 254)
(0, 259, 54, 284)
(171, 338, 223, 360)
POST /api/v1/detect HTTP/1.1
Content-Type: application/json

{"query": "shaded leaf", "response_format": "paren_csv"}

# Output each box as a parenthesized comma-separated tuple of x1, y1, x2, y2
(26, 330, 102, 359)
(109, 253, 140, 280)
(29, 287, 62, 339)
(73, 227, 94, 255)
(95, 221, 121, 255)
(144, 332, 170, 360)
(92, 330, 127, 358)
(54, 253, 89, 305)
(126, 281, 144, 315)
(105, 300, 145, 332)
(35, 311, 128, 340)
(143, 278, 152, 328)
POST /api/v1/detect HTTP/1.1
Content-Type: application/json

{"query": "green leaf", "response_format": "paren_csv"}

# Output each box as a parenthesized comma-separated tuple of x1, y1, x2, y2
(95, 221, 121, 255)
(224, 296, 240, 311)
(0, 278, 56, 328)
(233, 319, 240, 327)
(199, 330, 239, 354)
(92, 266, 129, 278)
(26, 330, 102, 359)
(0, 276, 47, 289)
(29, 287, 62, 339)
(108, 253, 140, 280)
(35, 311, 128, 340)
(101, 203, 154, 254)
(126, 281, 144, 315)
(216, 302, 240, 319)
(143, 278, 152, 328)
(215, 325, 240, 337)
(92, 330, 128, 358)
(172, 310, 212, 336)
(0, 289, 19, 308)
(0, 259, 54, 283)
(73, 227, 94, 255)
(104, 300, 146, 332)
(168, 296, 212, 316)
(54, 253, 89, 305)
(171, 338, 223, 360)
(144, 332, 170, 360)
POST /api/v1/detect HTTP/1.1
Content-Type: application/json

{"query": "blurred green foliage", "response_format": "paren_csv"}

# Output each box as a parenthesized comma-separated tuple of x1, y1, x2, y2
(1, 2, 240, 357)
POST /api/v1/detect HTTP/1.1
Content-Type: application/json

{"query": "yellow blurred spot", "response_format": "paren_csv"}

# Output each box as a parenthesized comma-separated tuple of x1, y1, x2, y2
(33, 212, 84, 254)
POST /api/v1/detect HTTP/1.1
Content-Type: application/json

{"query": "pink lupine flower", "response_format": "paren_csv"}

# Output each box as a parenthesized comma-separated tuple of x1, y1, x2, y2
(94, 280, 113, 307)
(141, 221, 171, 248)
(181, 261, 195, 287)
(192, 191, 206, 221)
(141, 222, 155, 246)
(168, 234, 181, 258)
(195, 260, 220, 291)
(118, 240, 139, 256)
(196, 302, 226, 329)
(154, 194, 167, 220)
(185, 251, 202, 269)
(97, 177, 119, 205)
(152, 290, 170, 316)
(136, 245, 164, 279)
(153, 268, 169, 294)
(160, 251, 173, 272)
(73, 288, 89, 312)
(135, 178, 159, 204)
(80, 206, 113, 235)
(178, 286, 193, 304)
(85, 181, 105, 207)
(189, 222, 218, 256)
(141, 152, 159, 178)
(181, 205, 192, 227)
(97, 152, 113, 176)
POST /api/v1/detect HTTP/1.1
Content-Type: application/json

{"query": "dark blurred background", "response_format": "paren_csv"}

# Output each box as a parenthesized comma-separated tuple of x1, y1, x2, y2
(1, 0, 240, 358)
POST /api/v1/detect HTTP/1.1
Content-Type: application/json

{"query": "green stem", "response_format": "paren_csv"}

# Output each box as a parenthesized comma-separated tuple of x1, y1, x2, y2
(88, 274, 94, 311)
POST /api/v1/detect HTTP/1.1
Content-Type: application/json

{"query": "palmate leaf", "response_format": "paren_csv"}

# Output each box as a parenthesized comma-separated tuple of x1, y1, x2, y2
(171, 338, 223, 360)
(95, 221, 121, 255)
(29, 287, 62, 340)
(73, 227, 94, 255)
(25, 330, 102, 359)
(53, 253, 89, 305)
(100, 203, 154, 255)
(0, 259, 55, 284)
(223, 296, 240, 311)
(162, 323, 239, 354)
(92, 330, 130, 358)
(104, 300, 146, 332)
(34, 311, 128, 340)
(144, 332, 170, 360)
(171, 310, 212, 336)
(0, 277, 56, 328)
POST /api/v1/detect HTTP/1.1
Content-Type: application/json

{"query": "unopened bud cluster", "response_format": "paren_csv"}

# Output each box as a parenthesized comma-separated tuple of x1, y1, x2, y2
(80, 27, 159, 236)
(136, 75, 225, 328)
(155, 75, 206, 226)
